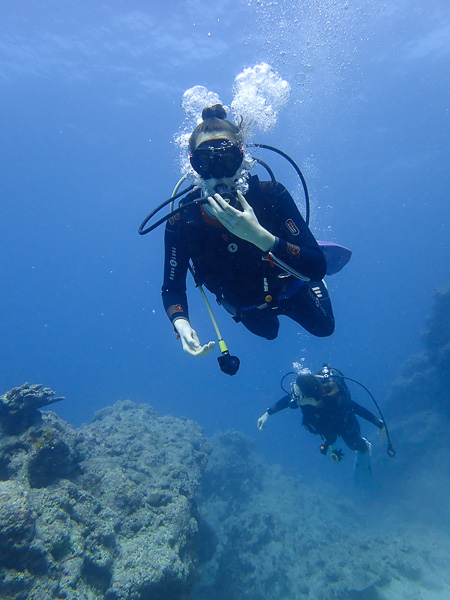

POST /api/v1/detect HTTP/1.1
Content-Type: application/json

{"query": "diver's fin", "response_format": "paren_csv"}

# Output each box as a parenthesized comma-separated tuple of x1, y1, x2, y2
(318, 241, 352, 276)
(353, 439, 373, 488)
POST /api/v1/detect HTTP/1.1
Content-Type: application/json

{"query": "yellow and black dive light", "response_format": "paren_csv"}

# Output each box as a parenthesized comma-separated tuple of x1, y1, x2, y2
(196, 283, 240, 376)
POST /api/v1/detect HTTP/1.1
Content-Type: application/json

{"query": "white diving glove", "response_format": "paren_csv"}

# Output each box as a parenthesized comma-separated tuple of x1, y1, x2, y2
(173, 318, 215, 357)
(207, 191, 276, 252)
(257, 412, 269, 430)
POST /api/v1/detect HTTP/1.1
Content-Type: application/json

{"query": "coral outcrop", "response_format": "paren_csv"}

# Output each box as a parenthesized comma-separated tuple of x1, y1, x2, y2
(0, 397, 209, 600)
(379, 278, 450, 521)
(387, 279, 450, 418)
(0, 383, 64, 435)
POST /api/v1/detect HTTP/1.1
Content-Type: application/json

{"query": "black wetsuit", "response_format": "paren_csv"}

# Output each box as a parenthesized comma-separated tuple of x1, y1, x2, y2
(267, 377, 383, 453)
(162, 175, 334, 340)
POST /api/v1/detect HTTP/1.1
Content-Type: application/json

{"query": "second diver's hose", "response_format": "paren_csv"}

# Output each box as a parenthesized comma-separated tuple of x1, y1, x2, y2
(339, 375, 396, 457)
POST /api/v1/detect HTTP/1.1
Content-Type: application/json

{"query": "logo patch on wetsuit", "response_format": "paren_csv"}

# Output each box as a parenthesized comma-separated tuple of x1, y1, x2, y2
(169, 247, 177, 280)
(307, 286, 326, 316)
(286, 243, 300, 256)
(285, 219, 299, 235)
(228, 243, 238, 253)
(168, 213, 180, 226)
(167, 304, 183, 318)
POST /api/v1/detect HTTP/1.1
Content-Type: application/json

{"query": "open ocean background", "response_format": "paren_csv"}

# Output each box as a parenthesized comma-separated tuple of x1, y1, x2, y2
(1, 0, 449, 492)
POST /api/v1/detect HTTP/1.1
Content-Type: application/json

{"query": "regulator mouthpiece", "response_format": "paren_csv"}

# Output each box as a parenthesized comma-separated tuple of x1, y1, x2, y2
(214, 183, 239, 209)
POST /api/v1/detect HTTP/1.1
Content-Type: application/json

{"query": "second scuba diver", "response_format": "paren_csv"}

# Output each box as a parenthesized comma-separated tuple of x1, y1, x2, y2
(257, 366, 389, 482)
(161, 104, 349, 358)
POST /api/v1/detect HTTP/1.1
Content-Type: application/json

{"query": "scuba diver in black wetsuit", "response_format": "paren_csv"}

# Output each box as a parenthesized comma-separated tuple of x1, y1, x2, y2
(160, 104, 350, 359)
(257, 366, 390, 480)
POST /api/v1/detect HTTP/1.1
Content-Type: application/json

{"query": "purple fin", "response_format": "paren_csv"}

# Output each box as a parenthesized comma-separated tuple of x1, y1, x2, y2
(318, 241, 352, 276)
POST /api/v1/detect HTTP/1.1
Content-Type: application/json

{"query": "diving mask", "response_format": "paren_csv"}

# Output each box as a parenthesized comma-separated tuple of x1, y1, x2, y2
(190, 139, 243, 180)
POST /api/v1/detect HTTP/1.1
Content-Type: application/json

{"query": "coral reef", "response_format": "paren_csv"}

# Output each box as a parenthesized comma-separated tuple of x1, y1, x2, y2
(378, 278, 450, 523)
(0, 377, 450, 598)
(387, 278, 450, 419)
(193, 430, 450, 600)
(0, 398, 209, 600)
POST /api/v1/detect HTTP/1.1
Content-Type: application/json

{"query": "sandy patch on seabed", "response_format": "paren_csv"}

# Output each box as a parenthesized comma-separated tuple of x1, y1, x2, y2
(382, 579, 450, 600)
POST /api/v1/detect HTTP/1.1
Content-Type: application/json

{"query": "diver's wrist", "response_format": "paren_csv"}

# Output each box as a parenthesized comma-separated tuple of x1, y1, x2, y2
(253, 227, 275, 252)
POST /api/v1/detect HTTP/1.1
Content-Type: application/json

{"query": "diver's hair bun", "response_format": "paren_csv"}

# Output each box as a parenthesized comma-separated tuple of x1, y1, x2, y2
(202, 104, 227, 121)
(189, 103, 241, 152)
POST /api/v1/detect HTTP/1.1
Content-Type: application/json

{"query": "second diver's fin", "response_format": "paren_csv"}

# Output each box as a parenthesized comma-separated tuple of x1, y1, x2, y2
(353, 438, 373, 488)
(318, 241, 352, 276)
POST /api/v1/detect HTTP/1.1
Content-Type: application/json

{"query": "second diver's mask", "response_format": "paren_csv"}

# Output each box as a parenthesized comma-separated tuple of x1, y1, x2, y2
(190, 139, 244, 180)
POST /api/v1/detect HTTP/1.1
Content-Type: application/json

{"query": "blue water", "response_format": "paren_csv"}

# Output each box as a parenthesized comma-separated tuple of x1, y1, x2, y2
(0, 1, 449, 489)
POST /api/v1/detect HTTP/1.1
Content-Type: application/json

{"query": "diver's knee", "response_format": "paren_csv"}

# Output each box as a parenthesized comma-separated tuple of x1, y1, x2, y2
(241, 312, 279, 340)
(355, 438, 370, 453)
(259, 318, 279, 340)
(263, 328, 279, 341)
(313, 320, 335, 338)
